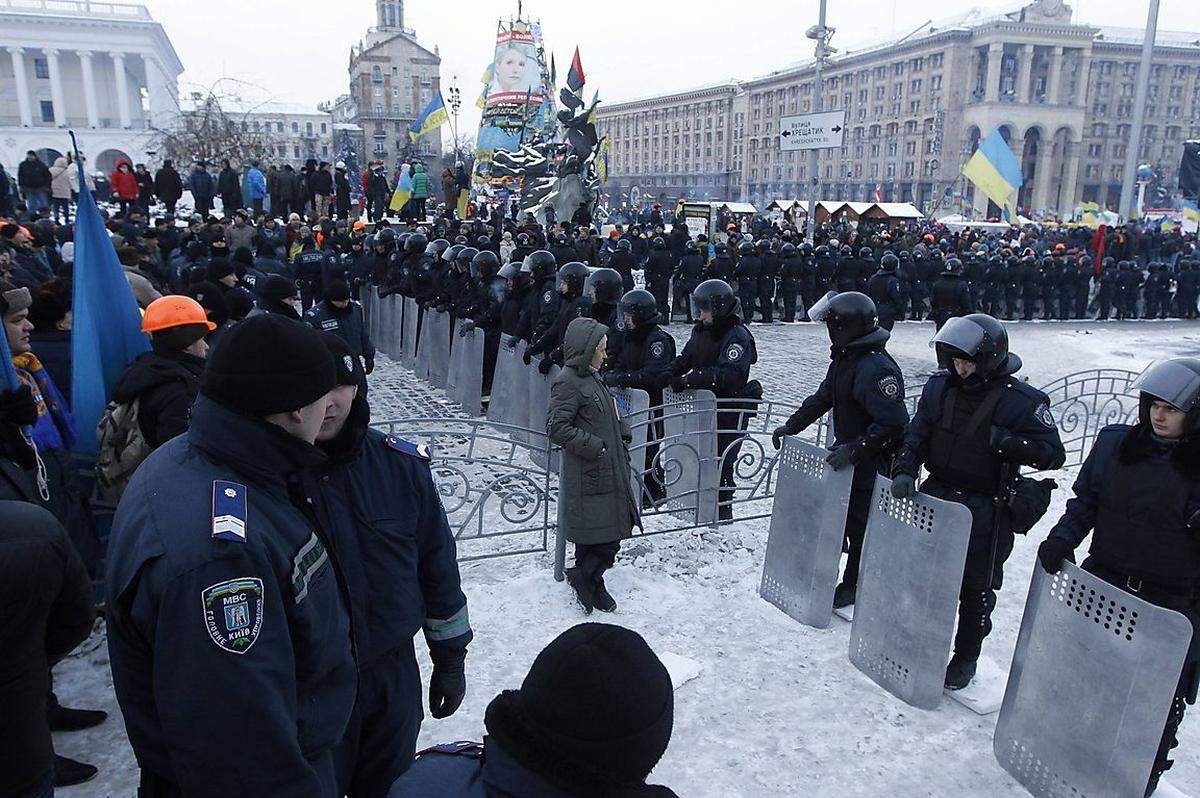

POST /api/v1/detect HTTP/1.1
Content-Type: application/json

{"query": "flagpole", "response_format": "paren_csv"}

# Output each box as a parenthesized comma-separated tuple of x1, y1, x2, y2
(1118, 0, 1159, 221)
(805, 0, 831, 243)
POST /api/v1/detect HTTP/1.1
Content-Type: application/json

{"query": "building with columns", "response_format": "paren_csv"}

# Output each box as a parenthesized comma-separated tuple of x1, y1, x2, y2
(596, 0, 1200, 218)
(0, 0, 182, 173)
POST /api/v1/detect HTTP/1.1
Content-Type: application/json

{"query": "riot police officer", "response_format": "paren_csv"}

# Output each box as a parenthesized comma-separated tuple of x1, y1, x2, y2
(815, 244, 837, 297)
(1038, 357, 1200, 796)
(526, 261, 591, 372)
(1096, 258, 1118, 321)
(982, 255, 1005, 318)
(799, 242, 819, 320)
(459, 250, 506, 396)
(772, 291, 909, 608)
(758, 239, 781, 323)
(1117, 260, 1144, 320)
(604, 289, 677, 506)
(1039, 256, 1060, 321)
(779, 242, 803, 323)
(734, 240, 760, 322)
(674, 238, 708, 324)
(671, 279, 758, 522)
(708, 241, 734, 284)
(611, 238, 636, 293)
(929, 257, 975, 330)
(1003, 255, 1021, 321)
(584, 267, 624, 360)
(867, 253, 904, 331)
(514, 250, 559, 346)
(1020, 253, 1041, 321)
(644, 237, 675, 322)
(893, 314, 1065, 689)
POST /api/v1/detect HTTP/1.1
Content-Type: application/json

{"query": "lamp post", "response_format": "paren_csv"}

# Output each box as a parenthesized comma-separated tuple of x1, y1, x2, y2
(447, 78, 462, 161)
(804, 0, 836, 242)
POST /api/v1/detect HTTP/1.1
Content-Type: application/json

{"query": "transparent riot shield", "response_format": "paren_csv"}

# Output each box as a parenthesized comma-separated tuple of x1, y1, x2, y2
(849, 476, 972, 709)
(758, 437, 854, 629)
(657, 388, 718, 526)
(402, 298, 420, 370)
(361, 289, 377, 346)
(426, 310, 452, 387)
(449, 322, 484, 417)
(528, 364, 561, 472)
(383, 295, 403, 359)
(993, 562, 1193, 798)
(487, 336, 525, 427)
(609, 387, 651, 504)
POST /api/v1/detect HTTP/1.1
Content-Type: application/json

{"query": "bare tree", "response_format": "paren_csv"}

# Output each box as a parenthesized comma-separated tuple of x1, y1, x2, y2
(149, 78, 283, 167)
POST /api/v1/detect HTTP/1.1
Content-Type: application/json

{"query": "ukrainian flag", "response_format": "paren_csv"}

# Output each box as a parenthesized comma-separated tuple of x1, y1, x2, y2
(409, 92, 448, 142)
(390, 167, 413, 212)
(1184, 199, 1200, 226)
(962, 129, 1023, 221)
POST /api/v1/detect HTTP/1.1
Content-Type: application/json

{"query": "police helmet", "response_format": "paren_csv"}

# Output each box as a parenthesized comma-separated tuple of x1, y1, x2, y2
(526, 250, 557, 280)
(689, 279, 739, 324)
(431, 238, 451, 257)
(840, 244, 854, 257)
(619, 289, 661, 329)
(1132, 358, 1200, 432)
(556, 261, 590, 294)
(714, 242, 728, 256)
(799, 242, 814, 256)
(859, 246, 874, 259)
(585, 268, 624, 304)
(808, 291, 879, 349)
(898, 250, 911, 262)
(455, 247, 479, 268)
(617, 239, 633, 252)
(375, 227, 397, 248)
(517, 233, 531, 247)
(424, 241, 440, 256)
(498, 260, 522, 281)
(931, 313, 1013, 379)
(737, 240, 755, 255)
(942, 257, 963, 276)
(454, 235, 469, 245)
(814, 245, 831, 259)
(652, 236, 667, 250)
(781, 243, 798, 257)
(443, 244, 464, 263)
(756, 239, 771, 253)
(406, 233, 428, 253)
(476, 236, 492, 250)
(880, 253, 899, 272)
(471, 249, 500, 279)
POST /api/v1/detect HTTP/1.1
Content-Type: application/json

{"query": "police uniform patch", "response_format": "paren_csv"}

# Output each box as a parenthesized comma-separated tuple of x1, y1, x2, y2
(201, 577, 264, 654)
(879, 375, 900, 399)
(211, 480, 247, 542)
(543, 290, 553, 303)
(726, 343, 744, 361)
(1036, 402, 1055, 428)
(386, 434, 432, 461)
(321, 319, 339, 331)
(650, 340, 665, 358)
(343, 355, 355, 373)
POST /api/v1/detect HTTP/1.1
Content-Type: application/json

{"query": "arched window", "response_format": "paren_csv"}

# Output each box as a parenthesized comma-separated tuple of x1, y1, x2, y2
(371, 65, 382, 84)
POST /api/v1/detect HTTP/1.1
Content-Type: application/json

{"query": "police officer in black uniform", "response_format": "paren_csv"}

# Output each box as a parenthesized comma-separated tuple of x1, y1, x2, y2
(815, 244, 837, 298)
(526, 261, 591, 372)
(459, 250, 506, 397)
(772, 291, 909, 607)
(983, 255, 1005, 318)
(1003, 255, 1021, 321)
(644, 236, 675, 323)
(674, 237, 708, 324)
(733, 240, 760, 323)
(893, 314, 1065, 689)
(1038, 357, 1200, 797)
(929, 257, 975, 330)
(605, 289, 677, 506)
(671, 279, 758, 521)
(611, 238, 636, 293)
(867, 253, 905, 331)
(758, 239, 780, 323)
(513, 250, 559, 347)
(779, 242, 803, 323)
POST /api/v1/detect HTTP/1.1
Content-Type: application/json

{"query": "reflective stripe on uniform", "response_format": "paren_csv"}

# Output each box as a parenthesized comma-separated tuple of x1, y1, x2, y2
(291, 532, 328, 603)
(424, 605, 471, 641)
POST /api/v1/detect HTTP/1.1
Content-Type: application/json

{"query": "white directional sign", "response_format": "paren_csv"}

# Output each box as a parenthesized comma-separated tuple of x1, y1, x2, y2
(779, 111, 846, 151)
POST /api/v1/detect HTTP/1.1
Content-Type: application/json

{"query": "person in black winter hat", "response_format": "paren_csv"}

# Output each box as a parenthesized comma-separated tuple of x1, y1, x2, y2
(252, 273, 302, 319)
(389, 622, 677, 798)
(183, 280, 233, 342)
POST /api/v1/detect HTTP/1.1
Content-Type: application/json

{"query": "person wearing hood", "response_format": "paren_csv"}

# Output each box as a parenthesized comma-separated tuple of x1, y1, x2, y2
(548, 317, 639, 613)
(252, 273, 303, 319)
(772, 291, 909, 610)
(245, 160, 267, 215)
(48, 155, 72, 223)
(892, 313, 1064, 690)
(134, 163, 154, 213)
(154, 160, 183, 216)
(334, 162, 352, 220)
(1037, 358, 1200, 796)
(187, 161, 215, 218)
(304, 280, 374, 379)
(411, 162, 430, 221)
(109, 160, 139, 218)
(108, 295, 212, 457)
(314, 334, 471, 795)
(388, 622, 677, 798)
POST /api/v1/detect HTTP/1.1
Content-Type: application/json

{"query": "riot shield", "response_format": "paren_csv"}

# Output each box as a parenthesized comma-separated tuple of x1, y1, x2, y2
(657, 388, 718, 526)
(848, 476, 972, 709)
(384, 295, 404, 359)
(402, 298, 420, 369)
(487, 336, 525, 427)
(610, 387, 651, 504)
(428, 311, 452, 387)
(993, 562, 1192, 798)
(758, 436, 855, 629)
(449, 323, 485, 417)
(362, 289, 377, 346)
(528, 364, 561, 471)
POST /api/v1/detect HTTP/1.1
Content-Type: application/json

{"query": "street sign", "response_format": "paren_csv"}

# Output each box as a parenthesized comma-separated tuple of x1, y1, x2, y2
(779, 111, 846, 151)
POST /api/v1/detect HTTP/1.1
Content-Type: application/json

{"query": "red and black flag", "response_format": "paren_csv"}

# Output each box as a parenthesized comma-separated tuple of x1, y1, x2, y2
(566, 47, 585, 93)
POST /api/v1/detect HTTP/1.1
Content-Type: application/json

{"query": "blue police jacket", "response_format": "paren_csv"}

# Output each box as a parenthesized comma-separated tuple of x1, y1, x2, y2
(305, 300, 375, 364)
(104, 396, 357, 798)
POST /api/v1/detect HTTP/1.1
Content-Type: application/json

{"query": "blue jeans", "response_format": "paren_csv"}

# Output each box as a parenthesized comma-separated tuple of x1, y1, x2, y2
(23, 187, 49, 214)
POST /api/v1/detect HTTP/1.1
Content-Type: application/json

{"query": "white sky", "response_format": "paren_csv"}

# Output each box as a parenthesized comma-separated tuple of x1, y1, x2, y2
(142, 0, 1195, 145)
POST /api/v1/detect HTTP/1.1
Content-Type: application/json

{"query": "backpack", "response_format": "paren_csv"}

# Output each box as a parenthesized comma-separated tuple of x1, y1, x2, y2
(94, 397, 152, 507)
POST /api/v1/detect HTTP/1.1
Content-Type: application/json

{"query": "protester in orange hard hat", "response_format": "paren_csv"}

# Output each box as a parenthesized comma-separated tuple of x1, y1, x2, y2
(105, 295, 215, 454)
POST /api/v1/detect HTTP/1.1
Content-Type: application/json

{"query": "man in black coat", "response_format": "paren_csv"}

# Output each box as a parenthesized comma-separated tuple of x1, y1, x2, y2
(929, 257, 975, 330)
(154, 160, 183, 217)
(17, 150, 51, 215)
(772, 291, 909, 608)
(867, 254, 905, 331)
(643, 237, 675, 323)
(217, 160, 242, 217)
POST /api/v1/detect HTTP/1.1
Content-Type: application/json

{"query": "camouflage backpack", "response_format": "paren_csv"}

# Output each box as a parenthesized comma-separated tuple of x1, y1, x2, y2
(95, 397, 152, 507)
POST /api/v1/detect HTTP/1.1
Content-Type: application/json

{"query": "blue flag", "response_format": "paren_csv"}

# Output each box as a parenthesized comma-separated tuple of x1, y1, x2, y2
(69, 135, 149, 455)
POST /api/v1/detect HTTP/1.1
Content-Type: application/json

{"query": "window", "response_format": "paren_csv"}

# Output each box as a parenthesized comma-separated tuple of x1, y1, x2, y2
(931, 75, 942, 91)
(293, 146, 300, 158)
(39, 100, 54, 122)
(1087, 143, 1102, 157)
(33, 57, 48, 79)
(910, 79, 922, 93)
(320, 122, 327, 134)
(305, 122, 313, 134)
(291, 121, 299, 133)
(371, 65, 382, 83)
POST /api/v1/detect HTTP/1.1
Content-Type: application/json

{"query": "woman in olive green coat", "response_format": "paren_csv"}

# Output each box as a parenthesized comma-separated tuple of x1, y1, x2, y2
(547, 316, 639, 612)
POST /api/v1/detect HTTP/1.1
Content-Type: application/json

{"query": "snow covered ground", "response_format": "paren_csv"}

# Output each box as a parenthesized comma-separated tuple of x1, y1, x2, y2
(53, 319, 1200, 797)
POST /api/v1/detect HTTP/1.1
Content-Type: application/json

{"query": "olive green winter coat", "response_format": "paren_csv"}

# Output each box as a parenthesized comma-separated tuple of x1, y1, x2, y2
(546, 317, 639, 545)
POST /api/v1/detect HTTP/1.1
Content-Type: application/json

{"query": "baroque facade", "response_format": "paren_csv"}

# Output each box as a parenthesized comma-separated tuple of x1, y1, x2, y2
(596, 0, 1200, 217)
(0, 0, 182, 172)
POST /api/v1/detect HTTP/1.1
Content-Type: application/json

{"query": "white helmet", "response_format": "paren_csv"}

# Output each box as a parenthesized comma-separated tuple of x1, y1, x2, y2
(335, 161, 346, 169)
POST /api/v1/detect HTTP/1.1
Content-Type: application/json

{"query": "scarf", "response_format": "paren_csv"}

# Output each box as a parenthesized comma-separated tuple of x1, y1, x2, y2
(12, 351, 75, 451)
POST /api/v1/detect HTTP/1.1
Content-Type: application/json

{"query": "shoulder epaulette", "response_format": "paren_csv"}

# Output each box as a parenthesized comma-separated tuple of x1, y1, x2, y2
(416, 741, 483, 759)
(385, 434, 432, 461)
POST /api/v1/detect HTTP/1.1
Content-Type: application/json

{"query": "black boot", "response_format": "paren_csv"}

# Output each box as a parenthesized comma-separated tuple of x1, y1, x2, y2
(593, 575, 617, 613)
(833, 582, 856, 609)
(565, 567, 595, 614)
(54, 754, 99, 787)
(47, 704, 108, 732)
(944, 654, 977, 690)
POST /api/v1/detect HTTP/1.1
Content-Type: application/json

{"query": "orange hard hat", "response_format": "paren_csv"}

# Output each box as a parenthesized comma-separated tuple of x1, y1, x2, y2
(142, 295, 216, 333)
(353, 219, 366, 232)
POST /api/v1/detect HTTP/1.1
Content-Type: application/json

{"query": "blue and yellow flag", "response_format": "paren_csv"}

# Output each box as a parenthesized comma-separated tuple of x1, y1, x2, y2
(390, 168, 413, 212)
(409, 92, 448, 142)
(1183, 199, 1200, 226)
(962, 129, 1023, 221)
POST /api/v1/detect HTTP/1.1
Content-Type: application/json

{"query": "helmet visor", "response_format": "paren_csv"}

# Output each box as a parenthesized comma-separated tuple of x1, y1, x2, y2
(807, 291, 839, 323)
(1131, 360, 1200, 411)
(929, 316, 988, 358)
(498, 261, 520, 280)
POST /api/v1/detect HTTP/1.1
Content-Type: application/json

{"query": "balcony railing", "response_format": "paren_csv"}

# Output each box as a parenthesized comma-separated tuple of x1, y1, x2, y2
(0, 0, 151, 19)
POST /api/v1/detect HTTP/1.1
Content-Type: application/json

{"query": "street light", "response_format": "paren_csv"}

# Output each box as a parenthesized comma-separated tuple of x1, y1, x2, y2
(447, 78, 462, 160)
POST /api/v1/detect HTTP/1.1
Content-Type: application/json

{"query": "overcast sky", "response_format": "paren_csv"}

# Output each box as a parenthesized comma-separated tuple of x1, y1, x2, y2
(142, 0, 1194, 144)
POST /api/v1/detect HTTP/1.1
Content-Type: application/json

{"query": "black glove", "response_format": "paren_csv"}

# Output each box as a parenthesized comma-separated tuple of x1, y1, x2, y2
(503, 338, 518, 350)
(890, 473, 917, 499)
(0, 385, 38, 428)
(771, 425, 789, 451)
(537, 356, 553, 375)
(428, 659, 466, 719)
(670, 374, 687, 393)
(458, 321, 475, 338)
(995, 433, 1032, 461)
(1036, 536, 1076, 574)
(522, 350, 532, 366)
(825, 444, 856, 472)
(363, 358, 374, 375)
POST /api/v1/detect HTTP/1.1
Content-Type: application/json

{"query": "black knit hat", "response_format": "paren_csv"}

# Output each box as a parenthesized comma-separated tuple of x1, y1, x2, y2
(206, 258, 235, 282)
(256, 274, 297, 301)
(484, 623, 674, 796)
(326, 280, 351, 302)
(320, 331, 363, 386)
(201, 314, 335, 415)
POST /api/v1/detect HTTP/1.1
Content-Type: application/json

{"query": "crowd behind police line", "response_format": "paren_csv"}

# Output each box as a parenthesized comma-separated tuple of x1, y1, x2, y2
(0, 161, 1197, 797)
